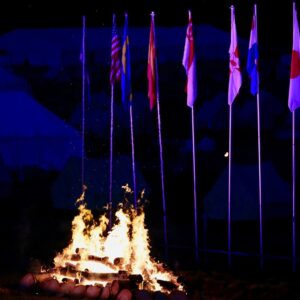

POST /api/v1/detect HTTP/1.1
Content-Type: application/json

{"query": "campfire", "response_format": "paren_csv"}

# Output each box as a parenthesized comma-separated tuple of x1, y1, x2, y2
(20, 187, 186, 299)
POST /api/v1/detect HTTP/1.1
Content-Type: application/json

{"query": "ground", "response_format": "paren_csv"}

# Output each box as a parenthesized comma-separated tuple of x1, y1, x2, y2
(0, 269, 299, 299)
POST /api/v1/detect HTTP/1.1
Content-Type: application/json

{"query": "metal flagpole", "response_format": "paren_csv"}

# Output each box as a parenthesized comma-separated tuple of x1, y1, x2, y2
(228, 104, 232, 267)
(109, 84, 114, 225)
(253, 4, 264, 270)
(129, 104, 137, 208)
(292, 110, 296, 272)
(257, 89, 263, 270)
(191, 106, 199, 263)
(151, 12, 168, 261)
(81, 16, 86, 192)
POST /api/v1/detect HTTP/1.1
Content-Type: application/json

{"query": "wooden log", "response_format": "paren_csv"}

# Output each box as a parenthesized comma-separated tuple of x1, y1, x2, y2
(59, 281, 76, 296)
(117, 288, 133, 300)
(85, 285, 101, 298)
(70, 285, 87, 298)
(39, 278, 60, 295)
(100, 285, 111, 300)
(33, 272, 52, 283)
(129, 274, 143, 284)
(19, 273, 36, 290)
(169, 290, 188, 300)
(157, 280, 178, 291)
(110, 279, 121, 298)
(114, 257, 124, 266)
(71, 254, 81, 261)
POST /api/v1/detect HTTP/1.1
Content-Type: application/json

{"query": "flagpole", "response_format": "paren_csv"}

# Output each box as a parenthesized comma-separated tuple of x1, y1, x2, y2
(81, 15, 86, 191)
(256, 90, 263, 270)
(228, 104, 232, 267)
(129, 104, 137, 208)
(292, 110, 296, 272)
(191, 106, 199, 263)
(253, 4, 264, 271)
(151, 11, 168, 261)
(109, 83, 114, 226)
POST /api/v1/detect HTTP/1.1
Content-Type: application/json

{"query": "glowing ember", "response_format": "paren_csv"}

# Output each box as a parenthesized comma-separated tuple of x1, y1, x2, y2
(45, 189, 184, 293)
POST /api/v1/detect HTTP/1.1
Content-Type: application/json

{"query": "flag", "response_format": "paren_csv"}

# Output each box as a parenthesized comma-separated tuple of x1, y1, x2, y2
(228, 5, 242, 105)
(110, 14, 121, 85)
(121, 13, 132, 106)
(288, 3, 300, 112)
(182, 10, 197, 108)
(147, 15, 157, 110)
(247, 5, 259, 95)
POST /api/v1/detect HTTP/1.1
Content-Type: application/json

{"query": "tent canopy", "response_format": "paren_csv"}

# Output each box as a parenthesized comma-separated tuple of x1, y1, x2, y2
(204, 162, 291, 220)
(0, 91, 81, 170)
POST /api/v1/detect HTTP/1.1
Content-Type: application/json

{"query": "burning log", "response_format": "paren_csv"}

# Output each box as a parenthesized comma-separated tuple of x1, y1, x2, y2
(85, 285, 102, 298)
(110, 279, 121, 297)
(157, 279, 178, 291)
(113, 257, 125, 267)
(116, 288, 133, 300)
(70, 284, 87, 298)
(32, 272, 52, 283)
(128, 274, 143, 284)
(71, 254, 81, 261)
(99, 285, 111, 299)
(39, 278, 60, 295)
(59, 281, 76, 296)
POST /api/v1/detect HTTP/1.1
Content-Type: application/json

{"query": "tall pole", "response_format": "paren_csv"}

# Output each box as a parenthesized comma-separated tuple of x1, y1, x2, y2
(109, 84, 114, 226)
(191, 106, 199, 263)
(130, 104, 137, 208)
(81, 16, 86, 191)
(257, 90, 263, 270)
(228, 104, 232, 267)
(151, 12, 168, 261)
(253, 4, 264, 271)
(292, 110, 296, 272)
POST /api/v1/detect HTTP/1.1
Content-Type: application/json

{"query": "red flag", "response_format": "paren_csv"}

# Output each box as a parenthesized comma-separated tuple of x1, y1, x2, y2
(110, 14, 121, 85)
(182, 10, 197, 107)
(228, 5, 242, 105)
(147, 15, 156, 110)
(288, 3, 300, 111)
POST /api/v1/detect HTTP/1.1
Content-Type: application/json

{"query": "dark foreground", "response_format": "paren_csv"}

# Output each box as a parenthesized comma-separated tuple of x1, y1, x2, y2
(0, 269, 300, 300)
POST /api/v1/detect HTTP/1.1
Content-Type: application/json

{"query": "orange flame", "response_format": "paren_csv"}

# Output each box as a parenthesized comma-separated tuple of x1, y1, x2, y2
(49, 190, 184, 292)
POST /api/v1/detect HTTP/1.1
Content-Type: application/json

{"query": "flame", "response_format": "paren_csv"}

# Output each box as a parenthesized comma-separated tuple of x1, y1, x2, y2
(49, 190, 184, 292)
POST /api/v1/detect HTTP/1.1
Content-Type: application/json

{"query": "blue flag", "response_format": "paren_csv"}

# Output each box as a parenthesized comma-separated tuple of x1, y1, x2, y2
(247, 5, 259, 95)
(121, 13, 132, 106)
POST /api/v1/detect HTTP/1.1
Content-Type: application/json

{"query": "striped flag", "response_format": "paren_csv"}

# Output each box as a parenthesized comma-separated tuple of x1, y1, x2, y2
(247, 5, 259, 95)
(228, 5, 242, 105)
(288, 3, 300, 112)
(182, 10, 197, 108)
(110, 14, 121, 85)
(147, 15, 157, 110)
(121, 13, 132, 106)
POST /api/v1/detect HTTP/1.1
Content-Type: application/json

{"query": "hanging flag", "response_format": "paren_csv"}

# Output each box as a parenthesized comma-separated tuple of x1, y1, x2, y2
(247, 5, 259, 95)
(121, 13, 132, 106)
(288, 3, 300, 112)
(110, 14, 121, 85)
(182, 10, 197, 108)
(228, 5, 242, 105)
(147, 15, 157, 110)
